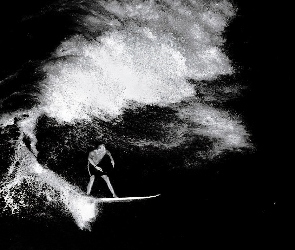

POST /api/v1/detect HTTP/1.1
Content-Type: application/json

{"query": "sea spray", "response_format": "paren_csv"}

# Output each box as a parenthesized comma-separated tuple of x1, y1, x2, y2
(39, 0, 235, 123)
(1, 137, 101, 230)
(177, 102, 252, 156)
(0, 0, 252, 230)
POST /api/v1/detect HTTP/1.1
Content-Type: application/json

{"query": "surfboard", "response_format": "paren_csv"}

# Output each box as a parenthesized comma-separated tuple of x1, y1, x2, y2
(97, 194, 160, 203)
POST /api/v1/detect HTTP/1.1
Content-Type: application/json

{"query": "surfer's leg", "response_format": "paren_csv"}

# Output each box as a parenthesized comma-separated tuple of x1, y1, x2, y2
(101, 175, 118, 198)
(87, 175, 95, 195)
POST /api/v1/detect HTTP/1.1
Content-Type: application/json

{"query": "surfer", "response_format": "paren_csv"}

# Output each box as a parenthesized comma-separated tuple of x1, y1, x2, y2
(87, 143, 118, 197)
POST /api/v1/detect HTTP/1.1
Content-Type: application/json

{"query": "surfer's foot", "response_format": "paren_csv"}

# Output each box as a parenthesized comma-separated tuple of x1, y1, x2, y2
(113, 194, 118, 198)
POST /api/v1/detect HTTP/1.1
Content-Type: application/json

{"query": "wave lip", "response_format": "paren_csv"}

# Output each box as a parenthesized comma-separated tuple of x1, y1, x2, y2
(37, 0, 235, 123)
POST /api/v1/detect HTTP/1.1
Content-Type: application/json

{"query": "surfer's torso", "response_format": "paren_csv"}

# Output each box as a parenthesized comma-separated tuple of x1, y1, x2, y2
(89, 148, 106, 166)
(88, 148, 112, 176)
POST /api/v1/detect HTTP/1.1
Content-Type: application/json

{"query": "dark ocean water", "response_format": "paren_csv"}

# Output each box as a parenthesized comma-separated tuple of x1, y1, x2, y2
(0, 0, 283, 249)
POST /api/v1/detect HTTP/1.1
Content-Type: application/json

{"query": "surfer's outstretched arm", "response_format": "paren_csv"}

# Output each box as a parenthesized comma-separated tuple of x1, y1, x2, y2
(106, 150, 115, 168)
(87, 162, 91, 176)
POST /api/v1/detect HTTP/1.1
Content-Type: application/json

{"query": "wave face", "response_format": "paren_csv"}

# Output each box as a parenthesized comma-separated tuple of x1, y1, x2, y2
(0, 0, 252, 230)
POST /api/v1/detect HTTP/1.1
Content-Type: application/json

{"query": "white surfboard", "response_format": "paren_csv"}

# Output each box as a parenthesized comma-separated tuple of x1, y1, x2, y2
(97, 194, 160, 203)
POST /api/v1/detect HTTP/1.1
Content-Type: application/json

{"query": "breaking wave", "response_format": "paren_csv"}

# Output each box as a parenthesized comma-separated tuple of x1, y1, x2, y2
(0, 0, 252, 230)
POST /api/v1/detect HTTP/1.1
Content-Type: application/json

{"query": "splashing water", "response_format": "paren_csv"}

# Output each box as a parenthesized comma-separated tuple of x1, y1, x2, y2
(1, 137, 101, 230)
(39, 0, 234, 123)
(0, 0, 252, 230)
(178, 103, 251, 155)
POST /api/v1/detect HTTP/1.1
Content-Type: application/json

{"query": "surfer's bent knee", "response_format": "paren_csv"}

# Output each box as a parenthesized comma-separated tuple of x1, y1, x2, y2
(101, 174, 107, 179)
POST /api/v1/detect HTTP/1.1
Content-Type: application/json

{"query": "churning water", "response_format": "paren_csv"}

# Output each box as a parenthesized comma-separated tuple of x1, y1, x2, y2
(0, 0, 252, 231)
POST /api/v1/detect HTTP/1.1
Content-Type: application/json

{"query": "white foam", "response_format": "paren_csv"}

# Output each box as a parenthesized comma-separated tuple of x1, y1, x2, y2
(0, 0, 250, 231)
(178, 103, 251, 154)
(38, 0, 235, 123)
(0, 139, 100, 230)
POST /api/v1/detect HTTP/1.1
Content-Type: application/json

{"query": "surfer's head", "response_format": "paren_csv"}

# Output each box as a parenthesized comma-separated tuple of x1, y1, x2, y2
(95, 142, 106, 151)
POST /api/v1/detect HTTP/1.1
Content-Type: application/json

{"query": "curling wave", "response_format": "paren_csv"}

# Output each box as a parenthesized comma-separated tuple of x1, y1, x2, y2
(0, 0, 252, 230)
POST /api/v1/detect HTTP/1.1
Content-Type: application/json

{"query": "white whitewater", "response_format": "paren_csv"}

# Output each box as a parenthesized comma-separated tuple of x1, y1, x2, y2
(0, 0, 251, 231)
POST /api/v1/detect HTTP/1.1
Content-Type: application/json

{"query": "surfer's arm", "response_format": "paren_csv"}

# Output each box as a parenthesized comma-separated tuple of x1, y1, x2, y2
(88, 154, 96, 167)
(87, 161, 91, 176)
(106, 150, 115, 168)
